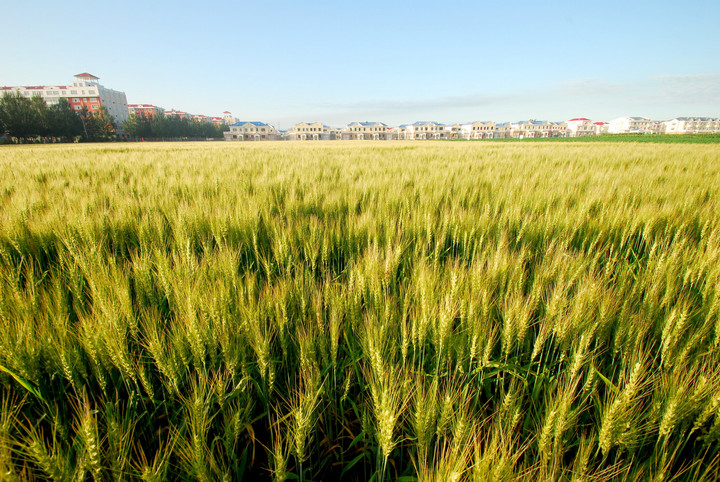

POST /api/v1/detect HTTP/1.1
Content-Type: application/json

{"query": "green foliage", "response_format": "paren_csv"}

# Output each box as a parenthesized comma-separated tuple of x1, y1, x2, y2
(80, 106, 117, 142)
(0, 92, 44, 140)
(0, 92, 100, 143)
(0, 142, 719, 480)
(122, 113, 228, 140)
(463, 133, 720, 143)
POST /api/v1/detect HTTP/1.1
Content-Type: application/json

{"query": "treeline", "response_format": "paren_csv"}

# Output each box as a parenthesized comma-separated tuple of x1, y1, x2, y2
(0, 92, 116, 143)
(122, 113, 229, 140)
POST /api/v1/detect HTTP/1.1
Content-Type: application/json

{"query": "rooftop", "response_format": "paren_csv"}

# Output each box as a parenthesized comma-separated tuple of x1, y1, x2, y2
(231, 121, 269, 127)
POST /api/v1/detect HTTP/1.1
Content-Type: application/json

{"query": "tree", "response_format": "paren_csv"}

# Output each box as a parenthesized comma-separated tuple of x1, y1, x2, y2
(80, 106, 117, 142)
(122, 113, 153, 139)
(48, 99, 84, 141)
(0, 92, 41, 140)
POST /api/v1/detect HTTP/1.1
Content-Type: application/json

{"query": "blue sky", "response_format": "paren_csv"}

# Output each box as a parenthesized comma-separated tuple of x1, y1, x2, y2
(1, 0, 719, 129)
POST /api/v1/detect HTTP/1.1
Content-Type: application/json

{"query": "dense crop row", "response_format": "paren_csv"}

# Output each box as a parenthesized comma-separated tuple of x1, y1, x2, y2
(1, 142, 719, 480)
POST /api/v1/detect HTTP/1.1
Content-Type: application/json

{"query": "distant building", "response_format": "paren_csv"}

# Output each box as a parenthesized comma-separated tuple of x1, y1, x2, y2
(593, 122, 609, 135)
(461, 121, 496, 139)
(128, 104, 165, 118)
(493, 122, 512, 139)
(399, 121, 447, 140)
(288, 122, 336, 140)
(607, 116, 658, 134)
(508, 120, 567, 138)
(222, 111, 237, 125)
(225, 121, 279, 141)
(192, 114, 212, 124)
(445, 123, 463, 139)
(565, 118, 595, 137)
(342, 121, 390, 140)
(661, 117, 720, 134)
(1, 72, 129, 125)
(165, 109, 190, 120)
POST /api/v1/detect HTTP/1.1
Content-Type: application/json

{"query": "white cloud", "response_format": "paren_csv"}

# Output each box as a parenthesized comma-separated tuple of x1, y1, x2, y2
(268, 73, 720, 128)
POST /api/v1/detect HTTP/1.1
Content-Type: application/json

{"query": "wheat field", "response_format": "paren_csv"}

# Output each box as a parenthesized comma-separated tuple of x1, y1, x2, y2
(1, 141, 719, 480)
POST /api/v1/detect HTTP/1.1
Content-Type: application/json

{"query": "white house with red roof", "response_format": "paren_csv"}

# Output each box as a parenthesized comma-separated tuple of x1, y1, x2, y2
(593, 122, 609, 135)
(565, 118, 595, 137)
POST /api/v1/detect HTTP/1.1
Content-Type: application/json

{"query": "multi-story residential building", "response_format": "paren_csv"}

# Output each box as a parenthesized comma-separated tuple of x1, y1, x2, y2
(385, 126, 400, 140)
(222, 111, 237, 125)
(192, 114, 213, 124)
(607, 116, 658, 134)
(399, 121, 447, 140)
(225, 121, 279, 141)
(445, 123, 463, 139)
(565, 118, 595, 137)
(548, 121, 568, 137)
(165, 109, 190, 120)
(1, 72, 129, 125)
(661, 117, 720, 134)
(593, 122, 609, 135)
(461, 121, 496, 139)
(508, 120, 567, 138)
(328, 127, 343, 139)
(211, 117, 225, 126)
(128, 104, 165, 118)
(288, 122, 336, 140)
(342, 121, 390, 140)
(493, 122, 512, 138)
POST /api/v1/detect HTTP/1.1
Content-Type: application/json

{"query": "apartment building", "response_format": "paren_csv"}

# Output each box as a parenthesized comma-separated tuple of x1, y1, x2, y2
(1, 72, 129, 125)
(342, 121, 390, 140)
(225, 121, 279, 141)
(128, 104, 165, 118)
(661, 117, 720, 134)
(288, 122, 336, 140)
(192, 114, 212, 124)
(165, 109, 190, 119)
(222, 111, 238, 125)
(565, 118, 595, 137)
(461, 121, 496, 139)
(607, 116, 659, 134)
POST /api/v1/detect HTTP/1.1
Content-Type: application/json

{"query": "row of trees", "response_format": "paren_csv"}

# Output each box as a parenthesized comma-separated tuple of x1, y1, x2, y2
(0, 92, 230, 143)
(122, 113, 228, 140)
(0, 92, 116, 143)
